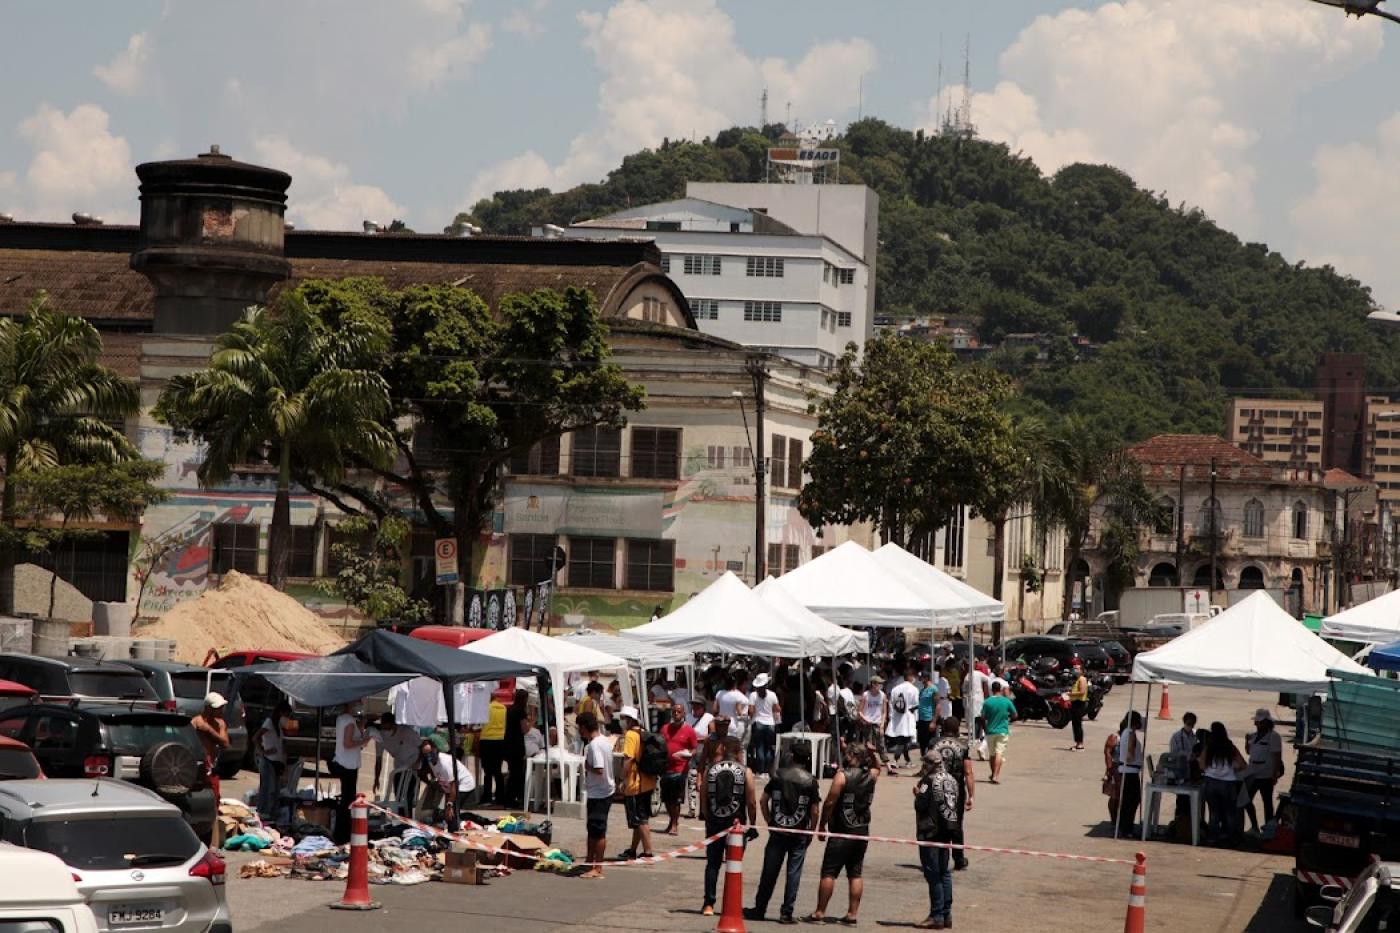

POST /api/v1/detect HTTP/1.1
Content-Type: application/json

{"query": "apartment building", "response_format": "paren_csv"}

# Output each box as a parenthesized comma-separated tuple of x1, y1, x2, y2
(1227, 398, 1325, 471)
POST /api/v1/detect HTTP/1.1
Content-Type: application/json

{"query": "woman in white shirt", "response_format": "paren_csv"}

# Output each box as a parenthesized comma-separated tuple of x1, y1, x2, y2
(431, 746, 477, 823)
(1196, 721, 1247, 845)
(1115, 711, 1145, 837)
(746, 673, 781, 775)
(253, 700, 290, 821)
(331, 703, 371, 843)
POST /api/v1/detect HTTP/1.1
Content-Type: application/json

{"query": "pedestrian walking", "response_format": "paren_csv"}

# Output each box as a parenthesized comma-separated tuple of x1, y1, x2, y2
(981, 681, 1016, 784)
(699, 736, 757, 917)
(1242, 709, 1284, 834)
(886, 670, 919, 768)
(1197, 720, 1246, 846)
(930, 717, 975, 871)
(748, 673, 781, 775)
(1067, 661, 1088, 751)
(964, 662, 992, 759)
(912, 747, 961, 929)
(935, 664, 953, 723)
(745, 741, 820, 924)
(1116, 711, 1144, 837)
(579, 711, 614, 880)
(916, 671, 937, 754)
(807, 743, 881, 925)
(617, 707, 657, 860)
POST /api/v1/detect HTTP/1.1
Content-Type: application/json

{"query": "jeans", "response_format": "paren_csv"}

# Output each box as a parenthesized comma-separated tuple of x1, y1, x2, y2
(1203, 777, 1242, 842)
(1244, 778, 1276, 830)
(479, 740, 505, 804)
(327, 762, 358, 844)
(704, 819, 730, 908)
(1070, 700, 1086, 746)
(753, 833, 809, 919)
(919, 842, 953, 922)
(257, 756, 285, 821)
(1117, 771, 1141, 836)
(750, 724, 777, 775)
(916, 719, 933, 754)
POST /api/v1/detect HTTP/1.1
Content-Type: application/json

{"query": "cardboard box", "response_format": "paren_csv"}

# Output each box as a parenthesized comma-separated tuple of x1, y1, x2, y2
(442, 851, 483, 885)
(499, 834, 548, 871)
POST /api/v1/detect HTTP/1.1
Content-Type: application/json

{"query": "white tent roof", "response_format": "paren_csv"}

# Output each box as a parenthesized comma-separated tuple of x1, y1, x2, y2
(1131, 590, 1371, 692)
(775, 541, 936, 628)
(1320, 589, 1400, 644)
(463, 626, 629, 677)
(754, 576, 870, 655)
(556, 631, 693, 668)
(623, 571, 813, 657)
(871, 542, 1005, 627)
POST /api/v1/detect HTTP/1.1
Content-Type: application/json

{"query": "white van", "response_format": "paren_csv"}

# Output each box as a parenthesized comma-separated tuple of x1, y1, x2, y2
(0, 842, 100, 933)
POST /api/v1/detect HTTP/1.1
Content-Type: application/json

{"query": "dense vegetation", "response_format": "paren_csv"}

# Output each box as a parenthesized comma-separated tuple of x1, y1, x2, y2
(460, 120, 1400, 443)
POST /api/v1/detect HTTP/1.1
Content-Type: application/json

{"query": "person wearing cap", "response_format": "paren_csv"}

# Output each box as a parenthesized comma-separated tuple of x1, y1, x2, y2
(191, 692, 231, 802)
(1067, 660, 1089, 751)
(1242, 708, 1284, 834)
(748, 672, 781, 776)
(618, 706, 657, 860)
(912, 745, 961, 929)
(858, 677, 888, 754)
(886, 669, 920, 769)
(660, 702, 699, 835)
(687, 695, 715, 737)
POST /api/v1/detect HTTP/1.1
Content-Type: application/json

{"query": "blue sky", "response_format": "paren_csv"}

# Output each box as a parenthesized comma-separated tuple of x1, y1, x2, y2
(3, 0, 1400, 306)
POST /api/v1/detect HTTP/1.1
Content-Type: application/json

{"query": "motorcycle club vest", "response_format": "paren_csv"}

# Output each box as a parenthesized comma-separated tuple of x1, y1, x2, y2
(832, 766, 874, 835)
(706, 759, 747, 825)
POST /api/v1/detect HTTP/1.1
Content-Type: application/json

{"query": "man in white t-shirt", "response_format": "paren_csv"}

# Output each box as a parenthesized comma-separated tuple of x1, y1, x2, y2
(747, 673, 782, 776)
(716, 675, 750, 746)
(964, 664, 993, 755)
(885, 670, 920, 768)
(579, 711, 615, 880)
(935, 667, 953, 722)
(687, 697, 715, 737)
(574, 671, 600, 705)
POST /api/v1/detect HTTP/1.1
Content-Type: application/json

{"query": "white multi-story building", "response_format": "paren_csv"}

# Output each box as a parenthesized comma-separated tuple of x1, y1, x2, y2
(565, 183, 876, 370)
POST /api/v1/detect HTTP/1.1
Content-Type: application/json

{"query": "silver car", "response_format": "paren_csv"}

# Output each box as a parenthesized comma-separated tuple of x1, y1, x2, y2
(0, 779, 232, 933)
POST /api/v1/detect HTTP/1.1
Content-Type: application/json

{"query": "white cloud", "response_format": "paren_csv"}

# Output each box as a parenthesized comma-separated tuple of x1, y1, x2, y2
(0, 104, 135, 222)
(462, 0, 875, 209)
(927, 0, 1381, 232)
(252, 135, 406, 230)
(93, 32, 152, 95)
(1292, 112, 1400, 306)
(502, 0, 549, 38)
(408, 22, 492, 88)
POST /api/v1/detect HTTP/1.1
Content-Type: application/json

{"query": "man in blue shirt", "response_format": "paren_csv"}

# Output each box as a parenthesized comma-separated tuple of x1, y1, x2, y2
(916, 671, 938, 754)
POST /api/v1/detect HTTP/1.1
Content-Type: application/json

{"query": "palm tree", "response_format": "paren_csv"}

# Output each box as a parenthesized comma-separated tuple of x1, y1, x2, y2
(0, 297, 140, 612)
(155, 295, 394, 589)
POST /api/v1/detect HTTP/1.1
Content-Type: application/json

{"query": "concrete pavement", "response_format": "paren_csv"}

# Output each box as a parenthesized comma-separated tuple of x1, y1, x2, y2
(223, 682, 1305, 932)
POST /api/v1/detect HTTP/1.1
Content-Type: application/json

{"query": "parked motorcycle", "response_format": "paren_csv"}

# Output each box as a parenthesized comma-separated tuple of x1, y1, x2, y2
(1008, 664, 1074, 729)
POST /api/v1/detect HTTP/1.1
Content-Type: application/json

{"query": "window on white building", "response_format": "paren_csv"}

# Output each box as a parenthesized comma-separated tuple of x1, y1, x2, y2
(659, 255, 670, 273)
(1243, 499, 1265, 538)
(943, 510, 965, 570)
(838, 268, 855, 284)
(744, 301, 782, 322)
(836, 312, 852, 328)
(683, 255, 722, 275)
(706, 445, 726, 469)
(745, 256, 784, 278)
(692, 299, 719, 320)
(1292, 501, 1309, 540)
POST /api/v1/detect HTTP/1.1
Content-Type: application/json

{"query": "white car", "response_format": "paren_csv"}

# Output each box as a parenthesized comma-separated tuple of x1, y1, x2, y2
(0, 780, 232, 933)
(0, 842, 101, 933)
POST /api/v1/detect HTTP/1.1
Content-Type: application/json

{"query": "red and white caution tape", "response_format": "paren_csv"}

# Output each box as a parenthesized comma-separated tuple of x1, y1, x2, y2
(763, 825, 1137, 866)
(363, 802, 729, 869)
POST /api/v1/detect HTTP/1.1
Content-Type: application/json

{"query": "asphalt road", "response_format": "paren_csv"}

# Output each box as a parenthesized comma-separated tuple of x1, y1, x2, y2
(222, 682, 1306, 932)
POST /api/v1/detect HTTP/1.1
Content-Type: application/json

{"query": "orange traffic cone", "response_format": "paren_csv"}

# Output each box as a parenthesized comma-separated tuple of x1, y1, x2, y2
(715, 821, 747, 933)
(330, 794, 381, 911)
(1156, 685, 1172, 720)
(1123, 852, 1147, 933)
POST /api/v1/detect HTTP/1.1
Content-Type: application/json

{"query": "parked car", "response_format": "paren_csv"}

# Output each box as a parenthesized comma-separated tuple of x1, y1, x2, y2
(1001, 636, 1113, 676)
(0, 842, 100, 933)
(1306, 861, 1397, 931)
(0, 779, 231, 933)
(0, 735, 42, 780)
(121, 660, 247, 778)
(1096, 640, 1134, 682)
(0, 704, 215, 840)
(0, 655, 158, 706)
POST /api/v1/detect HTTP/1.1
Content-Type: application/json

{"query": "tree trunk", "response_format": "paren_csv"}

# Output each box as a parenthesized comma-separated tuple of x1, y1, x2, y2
(267, 445, 292, 590)
(1062, 542, 1083, 620)
(992, 513, 1006, 644)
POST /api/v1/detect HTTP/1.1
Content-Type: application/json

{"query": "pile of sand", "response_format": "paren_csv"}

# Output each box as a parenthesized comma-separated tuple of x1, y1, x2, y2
(134, 570, 346, 664)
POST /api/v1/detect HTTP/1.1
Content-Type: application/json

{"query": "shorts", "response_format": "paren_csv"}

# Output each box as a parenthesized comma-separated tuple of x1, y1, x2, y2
(624, 791, 653, 828)
(660, 772, 686, 805)
(820, 837, 869, 880)
(987, 732, 1010, 760)
(586, 796, 612, 840)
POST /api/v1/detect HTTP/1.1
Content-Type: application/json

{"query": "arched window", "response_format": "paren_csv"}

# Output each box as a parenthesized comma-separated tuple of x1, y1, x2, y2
(1239, 566, 1265, 589)
(1149, 562, 1177, 587)
(1292, 501, 1309, 540)
(1197, 497, 1223, 535)
(1153, 497, 1175, 536)
(1243, 499, 1265, 539)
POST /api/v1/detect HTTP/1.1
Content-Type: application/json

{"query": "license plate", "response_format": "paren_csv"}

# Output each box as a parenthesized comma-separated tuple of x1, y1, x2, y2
(1317, 831, 1360, 848)
(108, 905, 164, 926)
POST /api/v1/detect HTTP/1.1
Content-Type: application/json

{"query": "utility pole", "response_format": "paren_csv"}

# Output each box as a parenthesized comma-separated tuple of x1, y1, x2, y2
(736, 357, 768, 582)
(1208, 457, 1219, 604)
(1175, 464, 1186, 586)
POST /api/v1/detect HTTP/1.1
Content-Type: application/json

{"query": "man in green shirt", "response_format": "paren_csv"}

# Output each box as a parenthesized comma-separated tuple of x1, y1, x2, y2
(980, 682, 1017, 785)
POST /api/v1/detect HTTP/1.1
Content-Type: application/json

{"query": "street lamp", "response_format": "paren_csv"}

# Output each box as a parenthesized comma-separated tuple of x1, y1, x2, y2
(1310, 0, 1400, 24)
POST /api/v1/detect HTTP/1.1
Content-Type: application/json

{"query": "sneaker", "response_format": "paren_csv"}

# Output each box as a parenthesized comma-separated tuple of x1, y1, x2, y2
(779, 916, 798, 926)
(702, 905, 715, 917)
(743, 908, 766, 921)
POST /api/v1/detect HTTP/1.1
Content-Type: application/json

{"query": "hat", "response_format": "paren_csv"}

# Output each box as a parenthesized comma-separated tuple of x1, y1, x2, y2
(619, 705, 640, 723)
(1071, 659, 1082, 668)
(870, 675, 885, 684)
(204, 692, 227, 710)
(690, 696, 707, 707)
(753, 673, 770, 688)
(922, 749, 945, 768)
(1252, 708, 1273, 724)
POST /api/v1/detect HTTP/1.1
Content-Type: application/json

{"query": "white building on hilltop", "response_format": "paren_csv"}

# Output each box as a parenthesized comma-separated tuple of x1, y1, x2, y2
(564, 182, 876, 370)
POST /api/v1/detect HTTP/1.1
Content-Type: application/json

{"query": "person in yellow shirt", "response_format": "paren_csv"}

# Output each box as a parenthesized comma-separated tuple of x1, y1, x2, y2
(945, 659, 964, 720)
(479, 695, 508, 805)
(1067, 661, 1089, 751)
(618, 706, 657, 860)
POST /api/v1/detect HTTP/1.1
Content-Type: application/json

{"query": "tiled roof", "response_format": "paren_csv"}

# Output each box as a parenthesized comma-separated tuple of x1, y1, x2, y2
(1323, 467, 1371, 488)
(1128, 434, 1284, 482)
(0, 248, 153, 321)
(98, 332, 143, 378)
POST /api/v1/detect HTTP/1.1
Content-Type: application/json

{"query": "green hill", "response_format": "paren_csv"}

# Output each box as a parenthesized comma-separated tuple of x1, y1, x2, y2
(460, 120, 1400, 442)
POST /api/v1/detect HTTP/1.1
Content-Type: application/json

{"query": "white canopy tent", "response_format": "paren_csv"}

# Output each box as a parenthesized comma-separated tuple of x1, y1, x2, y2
(753, 577, 870, 656)
(871, 542, 1004, 628)
(1320, 589, 1400, 645)
(1132, 590, 1370, 693)
(557, 631, 695, 715)
(622, 571, 812, 657)
(775, 541, 936, 628)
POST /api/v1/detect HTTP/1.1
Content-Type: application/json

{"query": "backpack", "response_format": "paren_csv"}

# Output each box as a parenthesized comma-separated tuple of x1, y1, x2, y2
(638, 731, 669, 777)
(892, 689, 908, 714)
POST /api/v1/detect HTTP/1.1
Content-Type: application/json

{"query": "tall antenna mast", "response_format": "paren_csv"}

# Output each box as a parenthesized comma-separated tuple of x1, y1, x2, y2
(760, 88, 768, 129)
(935, 35, 945, 133)
(961, 34, 973, 134)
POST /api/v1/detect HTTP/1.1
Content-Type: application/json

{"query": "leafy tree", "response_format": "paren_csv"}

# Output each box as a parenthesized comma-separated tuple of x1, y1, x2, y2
(316, 514, 431, 625)
(0, 297, 140, 612)
(291, 278, 645, 588)
(154, 297, 394, 589)
(14, 461, 166, 619)
(800, 336, 1016, 547)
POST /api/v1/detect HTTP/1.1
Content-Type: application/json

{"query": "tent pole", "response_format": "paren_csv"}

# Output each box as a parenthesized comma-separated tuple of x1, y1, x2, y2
(445, 680, 460, 830)
(1115, 680, 1135, 841)
(542, 674, 553, 823)
(800, 659, 806, 730)
(314, 706, 323, 802)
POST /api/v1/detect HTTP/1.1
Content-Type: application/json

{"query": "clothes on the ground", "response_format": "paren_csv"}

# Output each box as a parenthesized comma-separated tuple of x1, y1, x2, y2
(623, 729, 658, 796)
(584, 734, 616, 800)
(982, 695, 1015, 736)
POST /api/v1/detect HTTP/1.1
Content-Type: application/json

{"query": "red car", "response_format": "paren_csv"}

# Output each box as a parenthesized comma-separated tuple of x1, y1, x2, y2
(0, 735, 43, 779)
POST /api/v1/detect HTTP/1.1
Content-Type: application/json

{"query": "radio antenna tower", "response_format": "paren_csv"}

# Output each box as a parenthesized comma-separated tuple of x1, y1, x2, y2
(760, 88, 768, 129)
(939, 34, 976, 140)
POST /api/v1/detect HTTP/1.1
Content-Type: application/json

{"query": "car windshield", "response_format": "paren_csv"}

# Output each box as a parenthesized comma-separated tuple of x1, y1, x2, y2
(1072, 643, 1111, 663)
(68, 672, 157, 700)
(1102, 641, 1126, 653)
(0, 747, 40, 779)
(25, 815, 200, 871)
(170, 671, 228, 701)
(102, 717, 199, 755)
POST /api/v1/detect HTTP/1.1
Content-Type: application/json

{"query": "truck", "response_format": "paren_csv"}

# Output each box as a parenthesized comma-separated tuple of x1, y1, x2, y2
(1117, 588, 1197, 631)
(1289, 671, 1400, 915)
